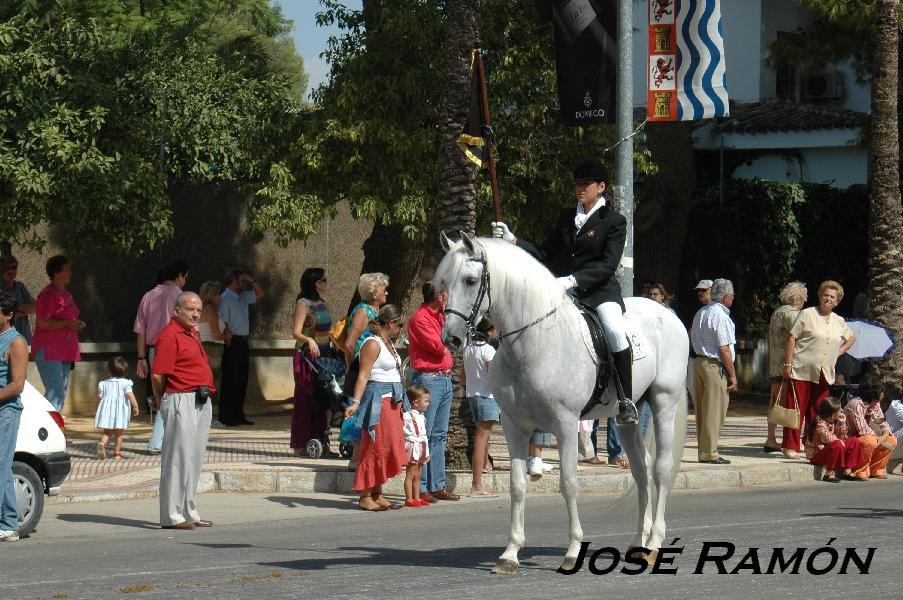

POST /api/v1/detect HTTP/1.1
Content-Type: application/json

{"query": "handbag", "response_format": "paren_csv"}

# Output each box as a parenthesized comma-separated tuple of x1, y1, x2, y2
(767, 379, 801, 429)
(329, 316, 348, 350)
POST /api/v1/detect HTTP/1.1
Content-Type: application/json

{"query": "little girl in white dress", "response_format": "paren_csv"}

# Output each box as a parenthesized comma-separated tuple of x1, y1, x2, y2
(402, 386, 431, 507)
(94, 356, 139, 460)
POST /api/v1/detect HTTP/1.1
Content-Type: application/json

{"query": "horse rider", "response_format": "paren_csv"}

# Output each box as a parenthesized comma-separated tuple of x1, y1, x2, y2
(490, 158, 638, 425)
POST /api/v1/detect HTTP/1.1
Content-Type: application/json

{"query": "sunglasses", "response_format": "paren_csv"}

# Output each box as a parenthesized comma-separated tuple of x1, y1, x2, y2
(4, 265, 17, 272)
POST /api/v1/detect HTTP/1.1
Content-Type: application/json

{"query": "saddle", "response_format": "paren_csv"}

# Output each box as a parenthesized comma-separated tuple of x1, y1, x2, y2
(575, 300, 614, 418)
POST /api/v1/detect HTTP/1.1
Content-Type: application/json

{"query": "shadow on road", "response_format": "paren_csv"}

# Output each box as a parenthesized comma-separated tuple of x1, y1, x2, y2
(55, 513, 159, 529)
(802, 506, 903, 520)
(259, 545, 566, 573)
(265, 495, 359, 510)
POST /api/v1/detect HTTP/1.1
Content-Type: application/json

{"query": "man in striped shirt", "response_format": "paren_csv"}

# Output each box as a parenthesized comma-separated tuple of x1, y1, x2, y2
(690, 278, 737, 465)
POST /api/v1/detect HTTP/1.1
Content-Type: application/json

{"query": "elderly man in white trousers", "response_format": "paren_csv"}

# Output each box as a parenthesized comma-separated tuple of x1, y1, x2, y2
(152, 292, 215, 530)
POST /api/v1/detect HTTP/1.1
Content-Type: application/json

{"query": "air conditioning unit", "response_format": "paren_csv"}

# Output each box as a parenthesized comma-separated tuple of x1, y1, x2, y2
(803, 71, 844, 101)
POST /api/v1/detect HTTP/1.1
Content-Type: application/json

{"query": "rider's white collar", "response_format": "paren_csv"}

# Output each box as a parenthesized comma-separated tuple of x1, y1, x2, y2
(575, 196, 605, 230)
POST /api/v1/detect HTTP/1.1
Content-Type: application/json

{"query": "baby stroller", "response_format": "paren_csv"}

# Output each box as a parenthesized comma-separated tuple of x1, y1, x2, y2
(299, 353, 354, 459)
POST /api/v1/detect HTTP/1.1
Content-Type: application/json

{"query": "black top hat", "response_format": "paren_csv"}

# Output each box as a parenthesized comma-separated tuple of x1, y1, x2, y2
(572, 159, 608, 184)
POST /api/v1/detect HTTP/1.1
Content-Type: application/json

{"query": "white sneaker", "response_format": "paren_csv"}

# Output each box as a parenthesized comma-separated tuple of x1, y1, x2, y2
(527, 457, 543, 480)
(0, 530, 19, 542)
(541, 462, 554, 472)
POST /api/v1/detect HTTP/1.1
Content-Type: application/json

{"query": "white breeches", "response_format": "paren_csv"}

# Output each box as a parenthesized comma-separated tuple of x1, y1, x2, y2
(595, 301, 628, 353)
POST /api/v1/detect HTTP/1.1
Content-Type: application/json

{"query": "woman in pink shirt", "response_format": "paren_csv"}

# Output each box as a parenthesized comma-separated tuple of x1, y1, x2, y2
(32, 256, 84, 412)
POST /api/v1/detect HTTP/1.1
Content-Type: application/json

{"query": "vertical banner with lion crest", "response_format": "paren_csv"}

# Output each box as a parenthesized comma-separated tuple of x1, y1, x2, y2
(647, 0, 729, 121)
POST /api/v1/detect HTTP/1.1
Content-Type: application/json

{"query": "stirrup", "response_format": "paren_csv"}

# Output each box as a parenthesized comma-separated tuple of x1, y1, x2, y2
(616, 398, 639, 425)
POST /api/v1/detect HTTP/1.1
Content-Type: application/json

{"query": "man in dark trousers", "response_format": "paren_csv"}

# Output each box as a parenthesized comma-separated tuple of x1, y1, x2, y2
(491, 158, 638, 424)
(217, 270, 264, 426)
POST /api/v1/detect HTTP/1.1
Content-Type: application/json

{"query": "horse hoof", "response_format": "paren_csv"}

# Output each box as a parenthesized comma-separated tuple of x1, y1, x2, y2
(560, 556, 578, 572)
(626, 546, 658, 565)
(491, 559, 519, 575)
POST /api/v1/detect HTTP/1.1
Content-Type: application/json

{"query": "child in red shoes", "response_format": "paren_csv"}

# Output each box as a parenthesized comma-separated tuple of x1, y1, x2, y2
(402, 387, 431, 507)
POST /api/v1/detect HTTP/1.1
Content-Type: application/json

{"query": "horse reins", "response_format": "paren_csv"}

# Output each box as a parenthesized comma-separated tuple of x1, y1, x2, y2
(444, 251, 558, 344)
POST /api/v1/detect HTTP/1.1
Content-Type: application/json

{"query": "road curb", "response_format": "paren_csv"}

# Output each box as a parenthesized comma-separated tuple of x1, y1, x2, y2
(48, 462, 821, 504)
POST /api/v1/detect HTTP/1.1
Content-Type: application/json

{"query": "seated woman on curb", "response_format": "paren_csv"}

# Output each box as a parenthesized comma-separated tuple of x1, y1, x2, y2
(805, 396, 864, 483)
(344, 305, 407, 512)
(843, 374, 897, 480)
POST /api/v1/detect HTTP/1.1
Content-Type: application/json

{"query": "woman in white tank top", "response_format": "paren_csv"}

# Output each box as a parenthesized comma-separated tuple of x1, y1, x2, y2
(344, 304, 407, 511)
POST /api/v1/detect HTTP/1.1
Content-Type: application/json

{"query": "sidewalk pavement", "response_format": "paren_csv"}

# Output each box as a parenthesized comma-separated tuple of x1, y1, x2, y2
(51, 393, 871, 504)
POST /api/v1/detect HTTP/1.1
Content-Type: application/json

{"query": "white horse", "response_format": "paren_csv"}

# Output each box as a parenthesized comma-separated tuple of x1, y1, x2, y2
(436, 233, 689, 574)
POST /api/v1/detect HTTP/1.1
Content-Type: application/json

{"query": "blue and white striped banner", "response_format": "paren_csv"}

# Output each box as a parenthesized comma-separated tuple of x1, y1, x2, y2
(676, 0, 729, 120)
(647, 0, 729, 121)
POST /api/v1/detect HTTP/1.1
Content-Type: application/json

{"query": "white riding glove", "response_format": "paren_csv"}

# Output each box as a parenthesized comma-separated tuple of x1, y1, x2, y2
(556, 275, 577, 291)
(491, 221, 515, 243)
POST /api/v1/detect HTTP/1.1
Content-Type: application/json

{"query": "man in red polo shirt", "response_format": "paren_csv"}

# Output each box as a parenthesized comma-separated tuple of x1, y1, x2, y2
(408, 281, 459, 502)
(152, 292, 215, 529)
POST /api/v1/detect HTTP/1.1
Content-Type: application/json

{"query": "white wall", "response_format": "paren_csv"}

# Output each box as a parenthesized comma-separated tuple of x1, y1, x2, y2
(732, 147, 868, 188)
(761, 0, 870, 112)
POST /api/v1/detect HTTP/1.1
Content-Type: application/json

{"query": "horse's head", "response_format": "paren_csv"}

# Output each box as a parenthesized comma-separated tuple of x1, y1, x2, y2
(436, 231, 489, 352)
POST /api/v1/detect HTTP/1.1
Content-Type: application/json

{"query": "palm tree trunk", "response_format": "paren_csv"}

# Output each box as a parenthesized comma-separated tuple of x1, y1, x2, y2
(434, 0, 481, 471)
(868, 0, 903, 398)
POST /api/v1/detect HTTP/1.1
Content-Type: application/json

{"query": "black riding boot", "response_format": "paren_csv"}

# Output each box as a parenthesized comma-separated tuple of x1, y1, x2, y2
(612, 349, 638, 425)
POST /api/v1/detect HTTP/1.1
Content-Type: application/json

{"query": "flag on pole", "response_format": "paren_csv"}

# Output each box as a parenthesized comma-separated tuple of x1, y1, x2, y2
(458, 52, 487, 168)
(647, 0, 729, 121)
(553, 0, 617, 126)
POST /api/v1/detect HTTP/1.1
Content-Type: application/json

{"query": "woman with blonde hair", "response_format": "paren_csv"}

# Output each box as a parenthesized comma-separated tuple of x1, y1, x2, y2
(343, 273, 389, 367)
(764, 281, 806, 453)
(344, 304, 407, 511)
(781, 280, 856, 458)
(343, 273, 389, 470)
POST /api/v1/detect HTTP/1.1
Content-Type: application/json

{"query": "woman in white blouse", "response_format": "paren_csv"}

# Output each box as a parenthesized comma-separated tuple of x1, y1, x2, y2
(781, 280, 856, 458)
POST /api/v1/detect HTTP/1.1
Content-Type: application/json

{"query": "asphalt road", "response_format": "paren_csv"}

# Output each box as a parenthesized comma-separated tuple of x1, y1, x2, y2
(3, 479, 901, 600)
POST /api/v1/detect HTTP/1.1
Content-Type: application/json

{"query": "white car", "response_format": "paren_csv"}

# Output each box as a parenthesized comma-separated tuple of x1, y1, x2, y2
(12, 380, 71, 537)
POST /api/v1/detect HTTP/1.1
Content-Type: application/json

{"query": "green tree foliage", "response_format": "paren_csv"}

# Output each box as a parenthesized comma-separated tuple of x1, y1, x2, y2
(0, 0, 305, 253)
(251, 0, 444, 247)
(250, 0, 653, 247)
(692, 180, 868, 335)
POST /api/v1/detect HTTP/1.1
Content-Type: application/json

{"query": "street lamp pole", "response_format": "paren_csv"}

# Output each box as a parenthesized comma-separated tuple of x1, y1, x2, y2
(615, 0, 634, 296)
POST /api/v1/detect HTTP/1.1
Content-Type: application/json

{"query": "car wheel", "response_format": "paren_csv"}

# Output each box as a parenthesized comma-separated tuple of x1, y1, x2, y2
(12, 461, 44, 538)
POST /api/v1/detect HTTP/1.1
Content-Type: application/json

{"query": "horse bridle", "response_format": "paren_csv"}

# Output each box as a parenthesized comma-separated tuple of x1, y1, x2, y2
(444, 251, 558, 344)
(443, 253, 492, 345)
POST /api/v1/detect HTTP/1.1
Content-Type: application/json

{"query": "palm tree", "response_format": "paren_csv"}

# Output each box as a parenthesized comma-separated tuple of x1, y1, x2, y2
(868, 0, 903, 398)
(434, 0, 481, 470)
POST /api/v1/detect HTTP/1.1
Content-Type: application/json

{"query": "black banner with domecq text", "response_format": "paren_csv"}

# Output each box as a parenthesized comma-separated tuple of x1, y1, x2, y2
(553, 0, 617, 126)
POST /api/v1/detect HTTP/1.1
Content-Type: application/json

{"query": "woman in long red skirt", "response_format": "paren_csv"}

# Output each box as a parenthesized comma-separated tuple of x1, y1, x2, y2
(344, 305, 407, 511)
(805, 396, 865, 482)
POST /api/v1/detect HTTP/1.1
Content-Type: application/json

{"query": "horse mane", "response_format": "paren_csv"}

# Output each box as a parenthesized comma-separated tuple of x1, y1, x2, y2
(436, 236, 567, 328)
